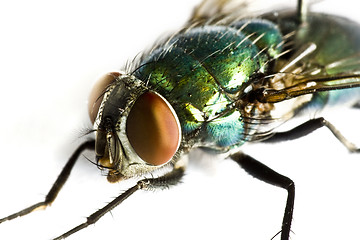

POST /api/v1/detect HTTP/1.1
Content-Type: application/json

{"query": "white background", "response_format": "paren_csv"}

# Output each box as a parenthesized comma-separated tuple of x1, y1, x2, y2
(0, 0, 360, 240)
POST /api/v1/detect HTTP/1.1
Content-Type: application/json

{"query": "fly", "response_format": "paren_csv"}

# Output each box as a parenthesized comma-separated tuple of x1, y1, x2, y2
(1, 0, 360, 239)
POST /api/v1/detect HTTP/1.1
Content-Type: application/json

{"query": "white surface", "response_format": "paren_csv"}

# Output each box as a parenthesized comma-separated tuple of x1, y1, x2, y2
(0, 0, 360, 240)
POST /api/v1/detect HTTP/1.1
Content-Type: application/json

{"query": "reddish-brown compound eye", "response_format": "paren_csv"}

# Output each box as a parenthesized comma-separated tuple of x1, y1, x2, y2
(88, 72, 120, 124)
(126, 92, 180, 165)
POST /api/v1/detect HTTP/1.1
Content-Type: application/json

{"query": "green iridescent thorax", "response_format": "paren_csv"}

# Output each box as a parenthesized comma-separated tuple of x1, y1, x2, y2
(230, 19, 284, 58)
(134, 21, 283, 150)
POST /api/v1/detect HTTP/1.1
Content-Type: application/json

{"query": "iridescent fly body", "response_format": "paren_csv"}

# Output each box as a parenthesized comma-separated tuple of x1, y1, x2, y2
(1, 0, 360, 239)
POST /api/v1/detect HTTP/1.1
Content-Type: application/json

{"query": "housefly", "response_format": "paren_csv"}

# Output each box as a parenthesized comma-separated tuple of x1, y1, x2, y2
(1, 0, 360, 239)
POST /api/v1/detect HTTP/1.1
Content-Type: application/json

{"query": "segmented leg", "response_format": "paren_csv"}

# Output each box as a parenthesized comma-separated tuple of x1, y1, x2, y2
(0, 140, 95, 223)
(263, 117, 359, 152)
(297, 0, 308, 24)
(230, 152, 295, 240)
(52, 164, 185, 240)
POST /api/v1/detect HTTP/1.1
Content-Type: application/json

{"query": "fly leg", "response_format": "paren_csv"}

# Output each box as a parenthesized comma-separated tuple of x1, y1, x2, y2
(0, 140, 95, 223)
(297, 0, 308, 24)
(263, 117, 359, 152)
(52, 161, 186, 240)
(230, 152, 295, 240)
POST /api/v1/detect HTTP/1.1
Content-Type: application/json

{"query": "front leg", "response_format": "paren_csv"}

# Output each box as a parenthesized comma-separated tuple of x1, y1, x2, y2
(52, 161, 186, 240)
(0, 140, 95, 224)
(231, 152, 295, 240)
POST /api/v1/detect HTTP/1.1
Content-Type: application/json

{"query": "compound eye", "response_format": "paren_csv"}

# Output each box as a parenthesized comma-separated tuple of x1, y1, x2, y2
(126, 92, 180, 166)
(88, 72, 120, 124)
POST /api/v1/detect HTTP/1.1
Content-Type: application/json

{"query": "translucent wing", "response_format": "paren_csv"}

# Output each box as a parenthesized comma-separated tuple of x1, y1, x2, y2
(189, 0, 294, 24)
(236, 43, 360, 141)
(257, 47, 360, 103)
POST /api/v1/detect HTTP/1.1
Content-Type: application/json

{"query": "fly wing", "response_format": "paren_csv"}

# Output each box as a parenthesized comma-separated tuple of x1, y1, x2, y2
(257, 48, 360, 103)
(234, 43, 360, 141)
(188, 0, 294, 24)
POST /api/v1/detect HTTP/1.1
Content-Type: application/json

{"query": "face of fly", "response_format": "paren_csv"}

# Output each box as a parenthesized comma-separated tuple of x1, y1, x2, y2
(88, 72, 182, 182)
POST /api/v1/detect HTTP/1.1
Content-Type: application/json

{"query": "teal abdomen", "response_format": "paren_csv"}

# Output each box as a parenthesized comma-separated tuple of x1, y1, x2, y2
(134, 21, 282, 149)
